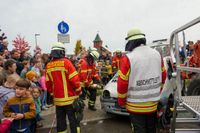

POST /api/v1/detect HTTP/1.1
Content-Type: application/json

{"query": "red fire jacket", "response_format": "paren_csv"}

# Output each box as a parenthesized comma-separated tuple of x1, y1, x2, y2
(112, 56, 121, 70)
(45, 58, 81, 106)
(78, 58, 100, 88)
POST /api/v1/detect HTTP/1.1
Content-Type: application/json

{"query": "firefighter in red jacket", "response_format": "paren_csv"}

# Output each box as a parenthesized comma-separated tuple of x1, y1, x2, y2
(117, 28, 166, 133)
(112, 50, 122, 74)
(78, 48, 100, 111)
(45, 42, 81, 133)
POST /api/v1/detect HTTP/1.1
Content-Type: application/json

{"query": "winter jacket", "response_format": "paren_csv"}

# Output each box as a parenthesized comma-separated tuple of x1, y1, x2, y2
(78, 58, 100, 87)
(3, 96, 36, 131)
(0, 86, 15, 119)
(45, 58, 81, 106)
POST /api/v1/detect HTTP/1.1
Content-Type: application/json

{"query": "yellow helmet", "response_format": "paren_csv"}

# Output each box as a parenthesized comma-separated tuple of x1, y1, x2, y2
(125, 28, 145, 41)
(90, 50, 99, 60)
(51, 42, 65, 50)
(115, 49, 122, 53)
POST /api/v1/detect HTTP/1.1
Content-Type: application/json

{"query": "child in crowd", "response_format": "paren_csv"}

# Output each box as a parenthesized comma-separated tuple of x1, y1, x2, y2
(20, 59, 30, 78)
(0, 74, 20, 119)
(105, 60, 113, 81)
(26, 70, 39, 87)
(3, 79, 36, 133)
(39, 70, 49, 110)
(31, 59, 42, 77)
(31, 86, 43, 131)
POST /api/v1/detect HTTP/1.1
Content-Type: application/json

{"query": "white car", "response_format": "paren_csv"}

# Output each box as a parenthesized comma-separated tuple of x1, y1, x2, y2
(100, 44, 176, 115)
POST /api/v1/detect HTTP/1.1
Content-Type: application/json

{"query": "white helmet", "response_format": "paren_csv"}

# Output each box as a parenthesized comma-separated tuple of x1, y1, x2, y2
(90, 50, 99, 60)
(51, 42, 65, 50)
(125, 28, 145, 41)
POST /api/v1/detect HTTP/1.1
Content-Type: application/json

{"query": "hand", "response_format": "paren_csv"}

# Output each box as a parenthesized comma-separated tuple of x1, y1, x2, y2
(14, 113, 24, 120)
(11, 113, 16, 118)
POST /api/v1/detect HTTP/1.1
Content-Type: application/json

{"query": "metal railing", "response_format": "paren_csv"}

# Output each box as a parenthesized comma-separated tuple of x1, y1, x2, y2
(169, 16, 200, 133)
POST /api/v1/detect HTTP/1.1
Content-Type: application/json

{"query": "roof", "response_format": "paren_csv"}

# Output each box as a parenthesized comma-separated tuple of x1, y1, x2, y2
(93, 33, 102, 42)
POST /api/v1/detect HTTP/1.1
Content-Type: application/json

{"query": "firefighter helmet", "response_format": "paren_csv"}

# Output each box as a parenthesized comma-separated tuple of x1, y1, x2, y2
(51, 42, 65, 50)
(89, 50, 99, 60)
(125, 28, 145, 41)
(50, 42, 65, 58)
(115, 49, 122, 57)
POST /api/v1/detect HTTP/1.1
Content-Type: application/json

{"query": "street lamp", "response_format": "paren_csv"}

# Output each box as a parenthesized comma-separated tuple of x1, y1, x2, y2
(35, 33, 40, 47)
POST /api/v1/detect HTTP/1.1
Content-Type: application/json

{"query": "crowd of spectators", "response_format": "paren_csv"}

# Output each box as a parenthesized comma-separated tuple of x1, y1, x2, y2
(0, 36, 123, 132)
(0, 40, 52, 132)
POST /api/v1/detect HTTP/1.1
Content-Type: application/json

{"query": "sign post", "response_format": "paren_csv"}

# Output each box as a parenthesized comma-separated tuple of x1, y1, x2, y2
(57, 21, 70, 43)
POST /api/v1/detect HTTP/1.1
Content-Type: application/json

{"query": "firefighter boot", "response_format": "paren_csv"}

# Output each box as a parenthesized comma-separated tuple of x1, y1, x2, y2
(88, 106, 97, 111)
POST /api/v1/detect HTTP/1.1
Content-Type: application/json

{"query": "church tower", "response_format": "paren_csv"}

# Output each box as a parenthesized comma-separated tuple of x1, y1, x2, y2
(93, 33, 102, 49)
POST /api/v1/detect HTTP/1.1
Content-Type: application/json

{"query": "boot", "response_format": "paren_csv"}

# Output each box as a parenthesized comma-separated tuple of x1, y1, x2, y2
(88, 106, 97, 111)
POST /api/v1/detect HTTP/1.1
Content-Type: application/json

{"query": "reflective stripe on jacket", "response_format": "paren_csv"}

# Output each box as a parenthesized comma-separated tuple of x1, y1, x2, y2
(78, 58, 100, 87)
(117, 46, 166, 114)
(45, 58, 81, 106)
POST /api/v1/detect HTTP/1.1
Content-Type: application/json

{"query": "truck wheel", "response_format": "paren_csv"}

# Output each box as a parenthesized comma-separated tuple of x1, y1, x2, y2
(187, 78, 200, 96)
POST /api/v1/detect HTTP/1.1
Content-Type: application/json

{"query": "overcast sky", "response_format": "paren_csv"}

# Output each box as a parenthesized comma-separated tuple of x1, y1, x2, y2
(1, 0, 200, 54)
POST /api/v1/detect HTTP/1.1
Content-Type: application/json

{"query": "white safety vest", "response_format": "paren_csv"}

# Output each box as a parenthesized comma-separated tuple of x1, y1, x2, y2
(127, 46, 162, 103)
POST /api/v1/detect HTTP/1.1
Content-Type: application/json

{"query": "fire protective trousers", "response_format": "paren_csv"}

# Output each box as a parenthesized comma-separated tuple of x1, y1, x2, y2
(56, 105, 78, 133)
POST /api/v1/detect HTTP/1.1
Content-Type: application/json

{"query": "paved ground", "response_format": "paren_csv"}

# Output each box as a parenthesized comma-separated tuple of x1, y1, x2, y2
(37, 96, 110, 133)
(37, 96, 200, 133)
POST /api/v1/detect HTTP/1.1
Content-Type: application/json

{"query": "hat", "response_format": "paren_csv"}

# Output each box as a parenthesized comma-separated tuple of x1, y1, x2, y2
(51, 42, 65, 50)
(125, 28, 145, 41)
(26, 71, 37, 80)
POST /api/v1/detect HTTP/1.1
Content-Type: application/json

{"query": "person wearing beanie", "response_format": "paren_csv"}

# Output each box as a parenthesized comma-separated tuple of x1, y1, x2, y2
(26, 71, 38, 88)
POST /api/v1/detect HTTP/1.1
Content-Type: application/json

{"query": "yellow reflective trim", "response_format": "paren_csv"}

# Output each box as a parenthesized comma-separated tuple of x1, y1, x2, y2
(126, 101, 158, 107)
(61, 70, 68, 98)
(80, 82, 85, 87)
(162, 67, 166, 72)
(126, 105, 157, 113)
(89, 80, 93, 85)
(69, 71, 78, 79)
(47, 72, 54, 92)
(118, 93, 127, 98)
(118, 69, 130, 81)
(54, 99, 74, 106)
(58, 129, 67, 133)
(54, 96, 78, 102)
(77, 127, 80, 133)
(46, 67, 68, 73)
(76, 87, 81, 92)
(80, 70, 87, 73)
(45, 73, 49, 81)
(47, 60, 64, 69)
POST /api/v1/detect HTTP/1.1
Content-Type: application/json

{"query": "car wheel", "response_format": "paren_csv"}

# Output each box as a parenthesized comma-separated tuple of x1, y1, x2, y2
(187, 77, 200, 96)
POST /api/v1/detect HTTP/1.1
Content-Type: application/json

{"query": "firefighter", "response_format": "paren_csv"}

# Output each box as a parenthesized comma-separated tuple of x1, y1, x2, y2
(112, 50, 122, 74)
(45, 42, 82, 133)
(117, 28, 166, 133)
(78, 48, 100, 111)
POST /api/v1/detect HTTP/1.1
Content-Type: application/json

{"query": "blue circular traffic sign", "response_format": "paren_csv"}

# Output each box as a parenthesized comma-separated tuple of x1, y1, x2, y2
(58, 21, 69, 34)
